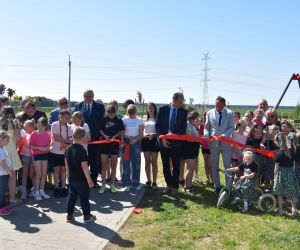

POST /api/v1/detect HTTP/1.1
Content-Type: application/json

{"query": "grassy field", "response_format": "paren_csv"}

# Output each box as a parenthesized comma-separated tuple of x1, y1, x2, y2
(106, 155, 300, 250)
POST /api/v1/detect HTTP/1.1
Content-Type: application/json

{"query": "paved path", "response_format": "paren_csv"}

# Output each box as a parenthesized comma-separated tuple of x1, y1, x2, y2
(0, 158, 146, 250)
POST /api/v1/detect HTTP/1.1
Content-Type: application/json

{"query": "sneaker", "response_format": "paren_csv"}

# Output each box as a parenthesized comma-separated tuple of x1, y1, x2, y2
(145, 181, 152, 189)
(84, 214, 97, 223)
(171, 188, 178, 196)
(66, 214, 74, 222)
(152, 182, 158, 190)
(192, 176, 200, 183)
(60, 187, 69, 197)
(110, 185, 117, 193)
(39, 190, 51, 200)
(20, 189, 27, 200)
(98, 186, 106, 194)
(124, 185, 132, 192)
(135, 184, 143, 191)
(28, 188, 35, 198)
(162, 186, 172, 194)
(0, 208, 11, 216)
(34, 191, 43, 201)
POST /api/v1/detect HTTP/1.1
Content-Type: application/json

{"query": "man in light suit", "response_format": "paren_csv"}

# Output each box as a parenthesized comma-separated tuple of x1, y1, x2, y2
(204, 96, 234, 194)
(74, 90, 105, 187)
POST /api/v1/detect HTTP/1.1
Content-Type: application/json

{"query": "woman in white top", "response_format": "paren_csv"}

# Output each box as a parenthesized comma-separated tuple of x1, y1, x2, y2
(141, 102, 159, 189)
(122, 104, 144, 191)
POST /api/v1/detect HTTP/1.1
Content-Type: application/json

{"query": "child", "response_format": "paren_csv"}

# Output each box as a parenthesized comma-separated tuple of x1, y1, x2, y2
(98, 105, 124, 194)
(246, 125, 265, 185)
(71, 111, 91, 152)
(243, 110, 254, 135)
(29, 117, 51, 201)
(20, 120, 35, 200)
(262, 125, 279, 191)
(231, 119, 248, 167)
(252, 109, 264, 128)
(0, 106, 23, 206)
(49, 109, 72, 197)
(122, 104, 144, 191)
(0, 130, 14, 215)
(273, 132, 299, 217)
(199, 111, 212, 186)
(64, 126, 96, 223)
(183, 111, 200, 194)
(225, 150, 258, 212)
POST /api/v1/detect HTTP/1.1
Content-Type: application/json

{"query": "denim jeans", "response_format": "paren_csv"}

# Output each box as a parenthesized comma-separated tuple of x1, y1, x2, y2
(122, 139, 141, 187)
(0, 175, 9, 208)
(67, 181, 90, 216)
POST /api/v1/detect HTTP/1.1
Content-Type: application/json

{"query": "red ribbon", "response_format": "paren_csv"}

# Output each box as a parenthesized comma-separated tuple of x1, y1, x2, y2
(159, 134, 276, 158)
(59, 139, 122, 150)
(124, 144, 130, 161)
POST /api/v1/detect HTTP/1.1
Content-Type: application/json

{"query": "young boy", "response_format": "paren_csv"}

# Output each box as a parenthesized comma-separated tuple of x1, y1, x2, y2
(64, 127, 96, 223)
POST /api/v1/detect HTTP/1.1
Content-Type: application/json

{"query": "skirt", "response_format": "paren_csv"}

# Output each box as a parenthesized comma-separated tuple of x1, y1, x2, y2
(273, 167, 300, 197)
(141, 137, 159, 152)
(48, 152, 65, 167)
(100, 142, 120, 155)
(234, 178, 258, 201)
(183, 142, 200, 160)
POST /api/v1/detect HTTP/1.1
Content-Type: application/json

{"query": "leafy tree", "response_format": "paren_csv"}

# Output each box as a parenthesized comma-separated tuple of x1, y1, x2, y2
(6, 88, 16, 102)
(0, 84, 6, 95)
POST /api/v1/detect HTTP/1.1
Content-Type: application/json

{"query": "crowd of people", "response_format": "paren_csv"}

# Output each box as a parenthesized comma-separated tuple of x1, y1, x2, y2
(0, 90, 299, 222)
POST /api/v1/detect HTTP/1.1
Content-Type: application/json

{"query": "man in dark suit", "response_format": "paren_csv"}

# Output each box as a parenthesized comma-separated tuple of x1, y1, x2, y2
(156, 92, 187, 195)
(74, 90, 105, 187)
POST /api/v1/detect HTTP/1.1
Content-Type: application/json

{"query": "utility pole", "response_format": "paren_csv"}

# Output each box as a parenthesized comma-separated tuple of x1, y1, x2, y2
(68, 55, 71, 103)
(201, 53, 210, 111)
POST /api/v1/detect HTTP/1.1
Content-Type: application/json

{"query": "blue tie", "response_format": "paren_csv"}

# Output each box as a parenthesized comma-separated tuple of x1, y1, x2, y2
(169, 108, 177, 133)
(218, 111, 222, 127)
(86, 104, 91, 119)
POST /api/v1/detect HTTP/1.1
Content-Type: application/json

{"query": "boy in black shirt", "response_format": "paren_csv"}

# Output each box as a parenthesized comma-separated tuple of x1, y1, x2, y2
(65, 127, 96, 223)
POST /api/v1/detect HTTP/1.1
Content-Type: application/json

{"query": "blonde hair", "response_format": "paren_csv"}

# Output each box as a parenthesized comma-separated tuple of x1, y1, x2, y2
(24, 120, 35, 128)
(72, 111, 84, 123)
(127, 104, 137, 116)
(242, 150, 254, 161)
(72, 126, 86, 141)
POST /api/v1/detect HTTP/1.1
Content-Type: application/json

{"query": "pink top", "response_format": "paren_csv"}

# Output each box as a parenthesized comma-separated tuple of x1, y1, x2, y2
(22, 134, 32, 157)
(29, 131, 51, 155)
(231, 131, 247, 160)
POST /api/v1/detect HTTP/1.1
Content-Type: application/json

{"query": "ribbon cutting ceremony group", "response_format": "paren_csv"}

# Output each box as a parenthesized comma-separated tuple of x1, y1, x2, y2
(0, 89, 299, 222)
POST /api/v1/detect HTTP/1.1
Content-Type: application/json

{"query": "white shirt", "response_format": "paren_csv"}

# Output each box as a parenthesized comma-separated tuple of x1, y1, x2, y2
(123, 116, 144, 137)
(50, 121, 72, 155)
(144, 118, 157, 135)
(0, 148, 12, 176)
(71, 123, 90, 151)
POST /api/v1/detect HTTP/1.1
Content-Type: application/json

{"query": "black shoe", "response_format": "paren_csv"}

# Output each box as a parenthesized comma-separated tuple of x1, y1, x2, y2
(152, 182, 158, 190)
(145, 181, 152, 189)
(60, 188, 69, 197)
(54, 188, 60, 197)
(215, 187, 221, 195)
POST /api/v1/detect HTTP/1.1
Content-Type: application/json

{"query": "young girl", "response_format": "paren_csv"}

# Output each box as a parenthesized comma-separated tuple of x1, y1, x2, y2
(122, 104, 144, 192)
(243, 110, 254, 135)
(141, 102, 159, 189)
(98, 105, 124, 194)
(20, 120, 35, 200)
(71, 111, 91, 152)
(246, 125, 265, 185)
(0, 130, 14, 215)
(273, 132, 300, 217)
(183, 111, 200, 194)
(29, 117, 51, 201)
(0, 106, 22, 206)
(49, 109, 72, 197)
(234, 111, 241, 128)
(262, 124, 279, 191)
(225, 150, 258, 212)
(199, 110, 212, 186)
(252, 109, 264, 128)
(231, 119, 248, 167)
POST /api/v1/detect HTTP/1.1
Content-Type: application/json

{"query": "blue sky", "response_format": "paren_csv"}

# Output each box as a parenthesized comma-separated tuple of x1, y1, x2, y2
(1, 0, 300, 106)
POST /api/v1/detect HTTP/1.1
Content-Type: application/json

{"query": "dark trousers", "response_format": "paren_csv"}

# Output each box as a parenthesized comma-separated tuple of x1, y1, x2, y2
(0, 175, 9, 208)
(67, 181, 90, 216)
(88, 144, 100, 184)
(160, 143, 183, 189)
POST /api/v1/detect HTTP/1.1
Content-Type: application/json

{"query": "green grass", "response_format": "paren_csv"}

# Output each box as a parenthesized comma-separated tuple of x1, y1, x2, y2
(106, 155, 300, 250)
